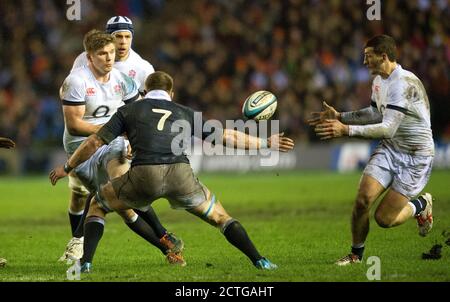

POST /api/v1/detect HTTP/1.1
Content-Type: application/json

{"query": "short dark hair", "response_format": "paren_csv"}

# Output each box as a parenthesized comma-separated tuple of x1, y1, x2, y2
(83, 29, 115, 54)
(365, 35, 397, 62)
(145, 71, 173, 92)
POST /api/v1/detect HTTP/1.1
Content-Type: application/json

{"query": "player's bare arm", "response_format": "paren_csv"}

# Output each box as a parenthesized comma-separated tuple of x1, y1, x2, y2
(49, 134, 106, 185)
(63, 105, 103, 136)
(314, 119, 349, 140)
(222, 129, 294, 152)
(307, 101, 341, 126)
(0, 137, 15, 149)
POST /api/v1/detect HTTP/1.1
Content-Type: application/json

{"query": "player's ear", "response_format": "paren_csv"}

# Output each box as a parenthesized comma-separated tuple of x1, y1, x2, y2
(170, 90, 174, 99)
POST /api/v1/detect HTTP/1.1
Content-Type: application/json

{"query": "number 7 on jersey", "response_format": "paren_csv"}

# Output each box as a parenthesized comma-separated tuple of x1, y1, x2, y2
(152, 109, 172, 131)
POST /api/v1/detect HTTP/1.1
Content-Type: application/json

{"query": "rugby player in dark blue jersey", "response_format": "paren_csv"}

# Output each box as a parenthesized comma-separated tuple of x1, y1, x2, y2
(50, 71, 294, 271)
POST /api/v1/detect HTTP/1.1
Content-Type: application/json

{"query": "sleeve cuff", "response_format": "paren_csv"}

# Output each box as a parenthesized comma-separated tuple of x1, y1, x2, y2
(348, 125, 356, 137)
(62, 100, 86, 106)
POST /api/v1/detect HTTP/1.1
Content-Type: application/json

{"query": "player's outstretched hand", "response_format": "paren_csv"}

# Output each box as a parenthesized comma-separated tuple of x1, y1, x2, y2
(268, 132, 295, 152)
(307, 101, 340, 126)
(49, 165, 68, 186)
(315, 119, 349, 140)
(0, 137, 15, 149)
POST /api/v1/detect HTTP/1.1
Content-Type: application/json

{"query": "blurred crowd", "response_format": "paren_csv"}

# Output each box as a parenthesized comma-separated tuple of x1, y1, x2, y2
(0, 0, 449, 172)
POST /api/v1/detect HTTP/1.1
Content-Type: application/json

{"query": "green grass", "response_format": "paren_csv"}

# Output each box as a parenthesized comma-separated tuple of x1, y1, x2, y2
(0, 170, 449, 282)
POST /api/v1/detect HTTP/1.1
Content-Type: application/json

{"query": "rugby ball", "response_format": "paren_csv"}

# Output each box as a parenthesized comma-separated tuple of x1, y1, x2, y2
(242, 90, 277, 121)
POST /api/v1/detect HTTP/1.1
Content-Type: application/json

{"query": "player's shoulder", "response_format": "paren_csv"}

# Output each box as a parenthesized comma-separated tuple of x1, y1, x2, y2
(170, 101, 196, 120)
(396, 65, 416, 77)
(172, 101, 194, 113)
(129, 49, 154, 71)
(74, 51, 88, 59)
(64, 66, 90, 86)
(69, 64, 90, 76)
(391, 65, 420, 83)
(60, 67, 90, 100)
(385, 66, 422, 104)
(129, 49, 146, 63)
(399, 69, 421, 85)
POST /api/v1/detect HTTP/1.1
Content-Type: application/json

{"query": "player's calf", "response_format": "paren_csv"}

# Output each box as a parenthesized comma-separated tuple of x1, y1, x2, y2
(190, 197, 276, 269)
(68, 189, 89, 236)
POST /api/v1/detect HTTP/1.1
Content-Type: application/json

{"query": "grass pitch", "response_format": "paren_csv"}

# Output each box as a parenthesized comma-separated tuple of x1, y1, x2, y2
(0, 170, 449, 282)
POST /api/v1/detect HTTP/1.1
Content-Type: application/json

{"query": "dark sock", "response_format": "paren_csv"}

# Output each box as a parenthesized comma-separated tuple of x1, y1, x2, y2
(223, 221, 262, 265)
(410, 196, 426, 216)
(351, 246, 365, 259)
(81, 216, 105, 265)
(135, 208, 167, 239)
(73, 193, 95, 238)
(69, 212, 83, 237)
(126, 216, 167, 254)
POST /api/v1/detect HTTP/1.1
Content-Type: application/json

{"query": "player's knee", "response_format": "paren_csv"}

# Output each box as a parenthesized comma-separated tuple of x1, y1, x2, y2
(88, 201, 107, 219)
(203, 208, 231, 228)
(374, 211, 394, 228)
(213, 212, 233, 229)
(354, 192, 373, 212)
(200, 198, 232, 228)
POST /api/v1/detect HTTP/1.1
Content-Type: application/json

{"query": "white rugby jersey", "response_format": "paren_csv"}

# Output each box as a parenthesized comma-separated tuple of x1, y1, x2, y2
(60, 66, 138, 153)
(350, 65, 434, 156)
(71, 48, 154, 93)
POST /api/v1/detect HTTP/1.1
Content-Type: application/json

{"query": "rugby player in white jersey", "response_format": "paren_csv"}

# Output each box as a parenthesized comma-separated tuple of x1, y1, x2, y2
(308, 35, 434, 265)
(68, 18, 177, 249)
(72, 16, 154, 95)
(59, 29, 183, 264)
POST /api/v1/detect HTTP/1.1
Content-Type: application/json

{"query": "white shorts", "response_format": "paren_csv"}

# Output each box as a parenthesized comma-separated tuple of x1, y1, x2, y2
(74, 137, 128, 212)
(363, 143, 433, 198)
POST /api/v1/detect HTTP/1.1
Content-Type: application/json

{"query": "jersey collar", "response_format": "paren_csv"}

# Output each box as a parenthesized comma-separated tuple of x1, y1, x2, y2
(144, 90, 172, 102)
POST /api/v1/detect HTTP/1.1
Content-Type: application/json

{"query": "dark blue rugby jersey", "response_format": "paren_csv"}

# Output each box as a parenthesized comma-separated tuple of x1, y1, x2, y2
(97, 98, 220, 166)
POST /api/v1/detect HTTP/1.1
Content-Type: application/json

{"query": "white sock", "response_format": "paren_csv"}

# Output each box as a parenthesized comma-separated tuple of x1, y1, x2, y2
(127, 213, 139, 224)
(68, 209, 84, 215)
(408, 201, 416, 217)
